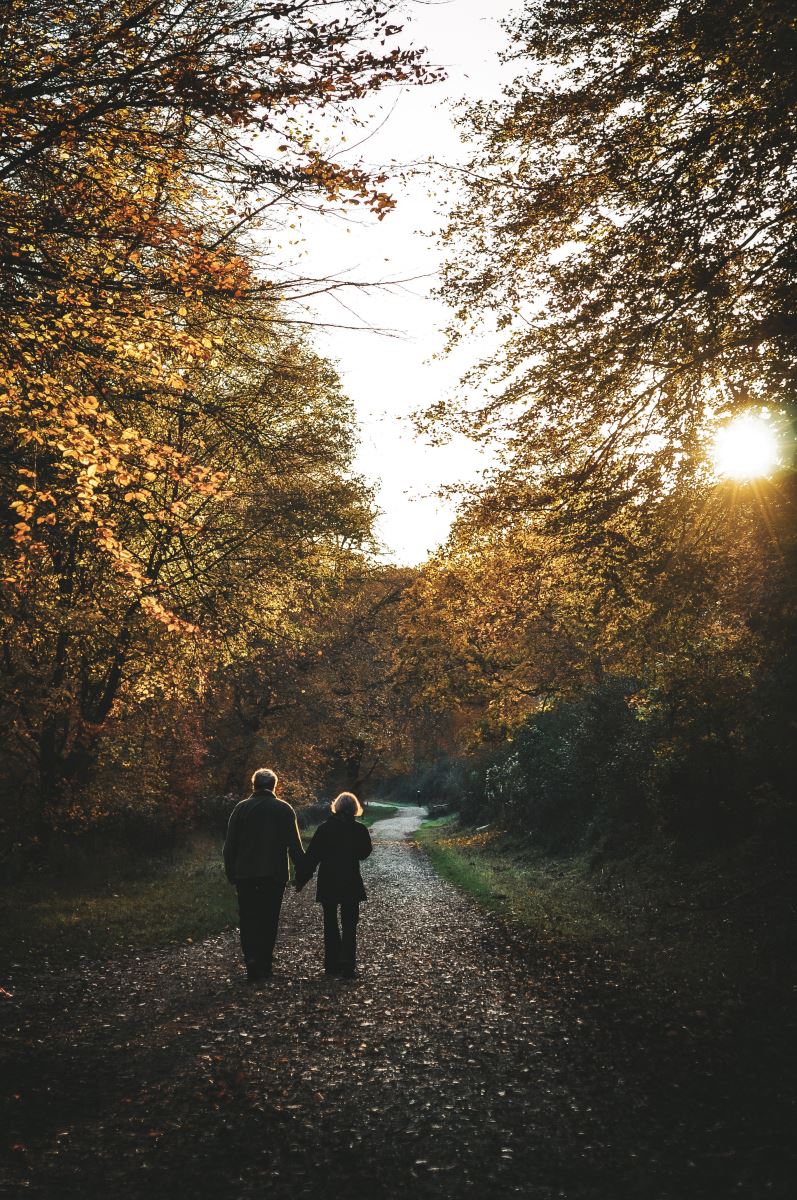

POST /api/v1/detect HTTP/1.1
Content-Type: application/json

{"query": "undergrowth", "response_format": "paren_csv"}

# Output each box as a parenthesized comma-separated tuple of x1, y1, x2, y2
(417, 819, 796, 1006)
(0, 832, 236, 964)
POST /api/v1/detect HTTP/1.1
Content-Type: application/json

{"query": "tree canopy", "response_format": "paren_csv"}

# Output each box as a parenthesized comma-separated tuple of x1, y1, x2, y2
(435, 0, 796, 525)
(2, 0, 795, 857)
(1, 0, 431, 598)
(409, 0, 797, 844)
(0, 0, 433, 834)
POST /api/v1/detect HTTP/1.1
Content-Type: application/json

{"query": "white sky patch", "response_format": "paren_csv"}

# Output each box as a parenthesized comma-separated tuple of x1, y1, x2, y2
(270, 0, 521, 564)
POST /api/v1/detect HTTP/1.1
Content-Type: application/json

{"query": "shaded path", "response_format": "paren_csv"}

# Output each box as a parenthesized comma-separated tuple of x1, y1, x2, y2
(1, 813, 792, 1198)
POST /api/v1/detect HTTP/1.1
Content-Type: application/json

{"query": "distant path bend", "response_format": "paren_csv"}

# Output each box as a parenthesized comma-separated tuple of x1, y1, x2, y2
(369, 805, 426, 840)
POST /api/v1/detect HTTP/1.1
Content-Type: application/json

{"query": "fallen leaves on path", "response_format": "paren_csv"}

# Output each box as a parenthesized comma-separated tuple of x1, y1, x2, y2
(1, 815, 793, 1198)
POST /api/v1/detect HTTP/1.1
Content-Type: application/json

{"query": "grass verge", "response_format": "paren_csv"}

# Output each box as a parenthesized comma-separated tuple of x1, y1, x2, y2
(0, 804, 403, 967)
(0, 803, 404, 966)
(416, 818, 796, 1005)
(0, 832, 236, 965)
(417, 820, 619, 946)
(362, 803, 399, 828)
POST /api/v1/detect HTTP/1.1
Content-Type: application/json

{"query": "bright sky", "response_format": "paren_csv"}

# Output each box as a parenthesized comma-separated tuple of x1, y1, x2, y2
(280, 0, 520, 564)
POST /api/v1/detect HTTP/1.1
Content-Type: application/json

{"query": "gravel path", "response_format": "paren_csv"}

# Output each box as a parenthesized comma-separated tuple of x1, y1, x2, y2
(1, 813, 792, 1199)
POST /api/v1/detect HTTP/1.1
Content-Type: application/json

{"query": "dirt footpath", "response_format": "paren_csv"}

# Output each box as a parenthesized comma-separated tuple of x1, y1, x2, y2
(1, 813, 792, 1199)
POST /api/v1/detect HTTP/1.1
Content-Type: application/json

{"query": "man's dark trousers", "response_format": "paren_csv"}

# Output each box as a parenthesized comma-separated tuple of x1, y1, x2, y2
(322, 901, 360, 974)
(236, 877, 285, 977)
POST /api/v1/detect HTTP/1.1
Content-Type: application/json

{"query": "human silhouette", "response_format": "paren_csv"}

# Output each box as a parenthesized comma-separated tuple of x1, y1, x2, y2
(296, 791, 372, 978)
(223, 768, 304, 981)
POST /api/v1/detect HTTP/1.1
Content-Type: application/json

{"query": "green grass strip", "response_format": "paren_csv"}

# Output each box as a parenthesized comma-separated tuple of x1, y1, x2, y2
(0, 833, 237, 963)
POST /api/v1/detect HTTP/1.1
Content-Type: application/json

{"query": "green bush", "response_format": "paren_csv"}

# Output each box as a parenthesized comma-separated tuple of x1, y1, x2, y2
(454, 663, 796, 852)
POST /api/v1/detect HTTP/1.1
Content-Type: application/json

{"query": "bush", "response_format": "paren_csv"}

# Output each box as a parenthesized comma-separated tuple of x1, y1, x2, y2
(195, 792, 239, 834)
(460, 677, 653, 850)
(297, 800, 331, 829)
(448, 649, 797, 855)
(382, 757, 476, 810)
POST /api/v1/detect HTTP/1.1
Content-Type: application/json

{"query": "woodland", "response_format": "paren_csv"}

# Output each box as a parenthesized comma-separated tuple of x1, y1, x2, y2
(1, 0, 794, 867)
(1, 2, 795, 1196)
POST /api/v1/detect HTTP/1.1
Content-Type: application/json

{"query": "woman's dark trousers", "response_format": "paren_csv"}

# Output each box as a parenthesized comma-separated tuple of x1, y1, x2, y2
(236, 877, 285, 978)
(322, 901, 360, 974)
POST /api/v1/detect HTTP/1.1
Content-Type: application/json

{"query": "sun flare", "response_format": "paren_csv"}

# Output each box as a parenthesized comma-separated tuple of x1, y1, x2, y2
(711, 412, 781, 481)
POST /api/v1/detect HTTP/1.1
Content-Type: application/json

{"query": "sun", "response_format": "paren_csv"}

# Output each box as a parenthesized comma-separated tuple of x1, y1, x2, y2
(711, 411, 781, 481)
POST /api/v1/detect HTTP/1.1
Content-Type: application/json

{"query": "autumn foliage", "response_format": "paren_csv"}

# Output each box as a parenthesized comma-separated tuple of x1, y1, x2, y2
(2, 0, 795, 864)
(0, 1, 433, 844)
(405, 0, 797, 847)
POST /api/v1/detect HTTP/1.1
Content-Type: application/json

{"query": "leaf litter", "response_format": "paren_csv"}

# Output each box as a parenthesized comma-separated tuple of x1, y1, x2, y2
(1, 811, 793, 1198)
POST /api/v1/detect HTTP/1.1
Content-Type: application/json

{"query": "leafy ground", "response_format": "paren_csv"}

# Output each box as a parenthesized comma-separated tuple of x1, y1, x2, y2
(1, 810, 794, 1199)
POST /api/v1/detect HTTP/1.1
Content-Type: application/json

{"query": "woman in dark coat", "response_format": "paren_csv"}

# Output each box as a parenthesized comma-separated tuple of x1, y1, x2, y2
(296, 791, 372, 977)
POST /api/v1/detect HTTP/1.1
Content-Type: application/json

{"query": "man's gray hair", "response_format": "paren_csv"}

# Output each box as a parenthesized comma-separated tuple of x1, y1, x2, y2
(331, 791, 363, 817)
(252, 768, 278, 792)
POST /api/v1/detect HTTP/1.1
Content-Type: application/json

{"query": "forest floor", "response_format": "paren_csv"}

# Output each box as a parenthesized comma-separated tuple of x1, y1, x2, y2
(1, 808, 794, 1199)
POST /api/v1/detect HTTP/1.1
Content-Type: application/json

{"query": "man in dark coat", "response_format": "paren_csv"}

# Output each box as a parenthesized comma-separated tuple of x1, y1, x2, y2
(296, 791, 372, 978)
(223, 768, 304, 981)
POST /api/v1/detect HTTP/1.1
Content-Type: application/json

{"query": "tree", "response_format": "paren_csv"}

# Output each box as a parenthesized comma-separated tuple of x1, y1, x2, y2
(418, 0, 797, 814)
(404, 465, 797, 841)
(1, 0, 431, 597)
(0, 1, 435, 836)
(206, 562, 424, 802)
(435, 0, 796, 526)
(0, 295, 375, 827)
(417, 0, 797, 840)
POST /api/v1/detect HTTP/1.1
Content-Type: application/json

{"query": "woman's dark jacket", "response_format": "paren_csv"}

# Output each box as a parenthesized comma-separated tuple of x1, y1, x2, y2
(297, 814, 372, 903)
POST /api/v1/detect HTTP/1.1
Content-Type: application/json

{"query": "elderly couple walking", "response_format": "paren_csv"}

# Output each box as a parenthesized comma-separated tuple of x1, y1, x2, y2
(223, 768, 372, 982)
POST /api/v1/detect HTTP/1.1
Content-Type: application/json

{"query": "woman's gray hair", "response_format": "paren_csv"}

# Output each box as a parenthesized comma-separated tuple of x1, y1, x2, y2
(331, 791, 363, 818)
(252, 768, 278, 792)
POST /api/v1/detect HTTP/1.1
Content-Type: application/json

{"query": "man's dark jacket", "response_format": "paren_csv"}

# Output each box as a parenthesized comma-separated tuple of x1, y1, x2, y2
(297, 813, 372, 903)
(223, 789, 304, 884)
